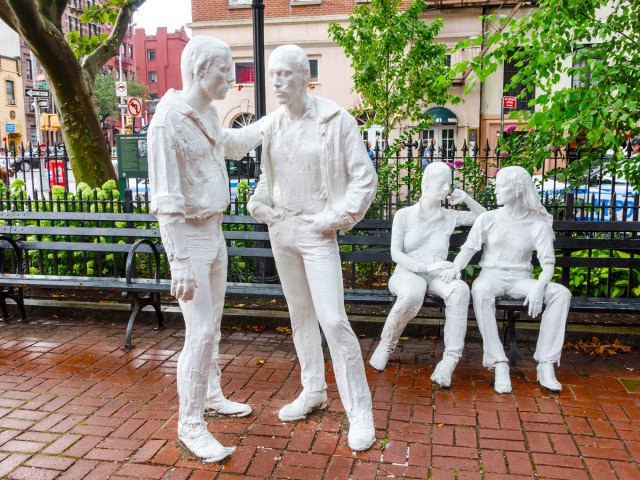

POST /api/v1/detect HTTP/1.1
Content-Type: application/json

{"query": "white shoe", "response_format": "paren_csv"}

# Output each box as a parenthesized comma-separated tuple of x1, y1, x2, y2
(430, 357, 458, 388)
(204, 396, 252, 418)
(537, 362, 562, 392)
(369, 342, 393, 371)
(278, 390, 328, 422)
(178, 422, 234, 463)
(348, 411, 376, 452)
(493, 362, 512, 394)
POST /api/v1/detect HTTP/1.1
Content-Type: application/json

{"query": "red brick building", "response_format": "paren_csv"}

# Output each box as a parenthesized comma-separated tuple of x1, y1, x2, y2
(133, 27, 189, 117)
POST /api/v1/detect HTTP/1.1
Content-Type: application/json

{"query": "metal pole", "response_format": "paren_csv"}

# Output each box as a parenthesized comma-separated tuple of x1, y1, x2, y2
(252, 0, 266, 121)
(119, 53, 125, 134)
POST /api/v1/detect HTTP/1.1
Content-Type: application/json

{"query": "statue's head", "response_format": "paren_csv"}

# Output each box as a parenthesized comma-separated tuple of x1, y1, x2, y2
(181, 36, 232, 97)
(268, 44, 311, 106)
(421, 161, 452, 202)
(496, 166, 551, 223)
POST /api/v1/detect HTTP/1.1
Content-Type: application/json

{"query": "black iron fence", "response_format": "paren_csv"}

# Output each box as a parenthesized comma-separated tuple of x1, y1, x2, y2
(2, 139, 638, 222)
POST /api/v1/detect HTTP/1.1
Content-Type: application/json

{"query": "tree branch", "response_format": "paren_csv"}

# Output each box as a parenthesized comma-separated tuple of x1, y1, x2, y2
(82, 0, 146, 80)
(0, 0, 18, 30)
(36, 0, 66, 30)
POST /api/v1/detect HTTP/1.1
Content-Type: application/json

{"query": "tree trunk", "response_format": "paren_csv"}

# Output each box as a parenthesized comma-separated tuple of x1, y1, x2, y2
(53, 78, 116, 188)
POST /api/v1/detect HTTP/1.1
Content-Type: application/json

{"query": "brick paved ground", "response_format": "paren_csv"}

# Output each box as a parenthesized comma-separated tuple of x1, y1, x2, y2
(0, 314, 638, 479)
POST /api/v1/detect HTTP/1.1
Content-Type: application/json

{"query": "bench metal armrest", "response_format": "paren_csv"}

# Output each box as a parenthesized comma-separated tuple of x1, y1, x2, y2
(125, 239, 161, 285)
(0, 234, 23, 275)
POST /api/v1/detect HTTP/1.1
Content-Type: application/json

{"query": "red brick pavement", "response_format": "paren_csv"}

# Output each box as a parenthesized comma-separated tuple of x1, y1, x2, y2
(0, 314, 638, 479)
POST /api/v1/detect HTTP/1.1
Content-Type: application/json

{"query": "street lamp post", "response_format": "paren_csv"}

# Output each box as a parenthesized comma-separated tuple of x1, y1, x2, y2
(252, 0, 266, 121)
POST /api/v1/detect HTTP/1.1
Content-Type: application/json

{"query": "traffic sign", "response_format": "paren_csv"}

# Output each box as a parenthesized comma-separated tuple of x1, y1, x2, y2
(25, 88, 49, 98)
(116, 81, 127, 97)
(38, 99, 49, 108)
(127, 97, 142, 117)
(37, 81, 48, 90)
(503, 96, 517, 109)
(147, 100, 159, 115)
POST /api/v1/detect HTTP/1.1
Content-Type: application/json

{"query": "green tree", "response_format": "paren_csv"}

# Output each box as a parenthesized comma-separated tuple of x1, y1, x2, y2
(454, 0, 640, 184)
(93, 72, 148, 125)
(328, 0, 455, 199)
(0, 0, 146, 187)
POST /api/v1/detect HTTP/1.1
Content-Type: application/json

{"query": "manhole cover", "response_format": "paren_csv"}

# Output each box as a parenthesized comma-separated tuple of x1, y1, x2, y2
(620, 379, 640, 393)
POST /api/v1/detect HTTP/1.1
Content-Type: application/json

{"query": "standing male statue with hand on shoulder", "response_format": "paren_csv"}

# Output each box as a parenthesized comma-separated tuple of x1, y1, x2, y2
(148, 36, 262, 463)
(248, 44, 378, 451)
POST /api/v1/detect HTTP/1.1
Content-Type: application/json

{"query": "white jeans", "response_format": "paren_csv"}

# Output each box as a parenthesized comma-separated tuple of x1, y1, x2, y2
(381, 267, 469, 361)
(269, 216, 373, 419)
(472, 268, 571, 368)
(176, 215, 228, 427)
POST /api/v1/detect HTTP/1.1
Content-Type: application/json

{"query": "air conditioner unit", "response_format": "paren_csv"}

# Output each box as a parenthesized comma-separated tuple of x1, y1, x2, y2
(7, 100, 16, 105)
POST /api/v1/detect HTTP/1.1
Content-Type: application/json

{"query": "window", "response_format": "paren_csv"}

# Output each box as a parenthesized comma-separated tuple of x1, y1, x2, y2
(5, 80, 15, 104)
(228, 0, 251, 5)
(129, 46, 134, 58)
(571, 47, 601, 88)
(147, 49, 156, 61)
(503, 52, 535, 111)
(25, 57, 33, 80)
(148, 72, 157, 83)
(235, 62, 254, 85)
(445, 54, 452, 67)
(309, 59, 319, 83)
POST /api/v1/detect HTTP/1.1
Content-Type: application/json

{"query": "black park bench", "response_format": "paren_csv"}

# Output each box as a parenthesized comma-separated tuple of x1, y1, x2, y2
(0, 208, 639, 366)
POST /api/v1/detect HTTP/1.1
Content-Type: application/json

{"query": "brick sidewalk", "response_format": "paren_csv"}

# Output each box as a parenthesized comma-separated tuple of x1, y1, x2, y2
(0, 314, 638, 479)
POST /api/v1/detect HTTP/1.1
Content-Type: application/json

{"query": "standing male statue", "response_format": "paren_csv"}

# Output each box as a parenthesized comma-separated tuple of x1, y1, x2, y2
(148, 36, 262, 463)
(248, 44, 378, 451)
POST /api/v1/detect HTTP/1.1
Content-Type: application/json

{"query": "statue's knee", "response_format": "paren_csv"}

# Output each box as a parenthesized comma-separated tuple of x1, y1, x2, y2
(449, 280, 470, 303)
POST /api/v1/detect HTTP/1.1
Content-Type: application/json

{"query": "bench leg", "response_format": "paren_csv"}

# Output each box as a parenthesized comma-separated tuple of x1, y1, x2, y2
(152, 295, 165, 331)
(123, 299, 141, 350)
(502, 310, 518, 368)
(0, 297, 8, 320)
(0, 288, 27, 321)
(16, 289, 26, 320)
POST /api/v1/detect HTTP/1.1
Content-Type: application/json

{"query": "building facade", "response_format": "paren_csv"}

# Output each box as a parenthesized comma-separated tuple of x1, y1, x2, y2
(189, 0, 528, 152)
(133, 27, 189, 123)
(0, 22, 26, 152)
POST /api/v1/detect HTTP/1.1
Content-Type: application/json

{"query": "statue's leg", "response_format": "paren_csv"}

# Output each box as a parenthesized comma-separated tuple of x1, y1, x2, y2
(205, 240, 251, 418)
(271, 233, 328, 422)
(510, 279, 570, 392)
(471, 276, 508, 368)
(370, 270, 427, 371)
(428, 278, 470, 387)
(176, 227, 234, 462)
(303, 237, 375, 451)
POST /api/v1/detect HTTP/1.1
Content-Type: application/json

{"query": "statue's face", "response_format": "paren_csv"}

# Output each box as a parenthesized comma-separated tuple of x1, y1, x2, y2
(495, 173, 516, 206)
(202, 50, 234, 101)
(268, 54, 307, 106)
(423, 171, 451, 203)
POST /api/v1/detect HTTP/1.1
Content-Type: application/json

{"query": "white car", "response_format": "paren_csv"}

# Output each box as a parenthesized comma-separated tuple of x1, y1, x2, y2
(534, 173, 637, 221)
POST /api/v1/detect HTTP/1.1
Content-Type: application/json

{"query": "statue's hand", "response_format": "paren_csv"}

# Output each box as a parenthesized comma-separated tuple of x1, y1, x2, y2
(441, 266, 460, 283)
(170, 260, 197, 301)
(426, 260, 454, 274)
(310, 210, 350, 234)
(448, 189, 468, 206)
(524, 283, 545, 318)
(251, 204, 282, 226)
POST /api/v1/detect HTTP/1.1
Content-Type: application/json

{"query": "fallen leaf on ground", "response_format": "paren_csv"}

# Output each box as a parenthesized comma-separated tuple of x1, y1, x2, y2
(563, 337, 631, 357)
(275, 326, 292, 335)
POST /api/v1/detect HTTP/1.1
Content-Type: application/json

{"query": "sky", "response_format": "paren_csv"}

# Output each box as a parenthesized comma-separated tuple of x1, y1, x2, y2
(132, 0, 193, 35)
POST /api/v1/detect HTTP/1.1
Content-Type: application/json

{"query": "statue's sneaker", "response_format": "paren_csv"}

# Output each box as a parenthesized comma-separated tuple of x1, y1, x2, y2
(178, 422, 234, 463)
(493, 362, 512, 394)
(204, 397, 252, 418)
(537, 362, 562, 392)
(348, 410, 376, 452)
(278, 390, 328, 422)
(369, 342, 393, 371)
(430, 356, 458, 388)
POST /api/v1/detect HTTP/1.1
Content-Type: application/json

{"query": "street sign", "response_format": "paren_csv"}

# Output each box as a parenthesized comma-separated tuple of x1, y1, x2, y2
(37, 81, 48, 90)
(503, 96, 517, 109)
(127, 97, 142, 117)
(147, 100, 159, 115)
(5, 124, 15, 133)
(38, 99, 49, 108)
(25, 88, 49, 98)
(116, 81, 127, 97)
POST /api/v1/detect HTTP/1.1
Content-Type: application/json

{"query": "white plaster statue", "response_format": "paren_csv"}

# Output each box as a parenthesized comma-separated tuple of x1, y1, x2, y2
(369, 162, 486, 388)
(148, 36, 262, 463)
(247, 45, 378, 451)
(442, 166, 571, 394)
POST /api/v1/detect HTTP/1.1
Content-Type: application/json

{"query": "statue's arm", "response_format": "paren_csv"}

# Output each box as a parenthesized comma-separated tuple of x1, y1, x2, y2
(449, 189, 487, 225)
(441, 215, 484, 282)
(389, 211, 422, 272)
(524, 223, 556, 317)
(223, 117, 265, 161)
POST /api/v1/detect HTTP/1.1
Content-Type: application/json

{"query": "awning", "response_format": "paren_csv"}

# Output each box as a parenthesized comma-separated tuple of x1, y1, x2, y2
(425, 107, 458, 125)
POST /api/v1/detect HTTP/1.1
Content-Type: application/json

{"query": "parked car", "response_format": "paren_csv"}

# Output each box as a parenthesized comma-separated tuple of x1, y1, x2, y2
(535, 172, 637, 221)
(10, 144, 67, 172)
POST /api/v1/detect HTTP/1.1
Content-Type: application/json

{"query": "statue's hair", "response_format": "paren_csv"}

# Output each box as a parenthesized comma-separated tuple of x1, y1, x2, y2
(268, 44, 311, 84)
(181, 36, 230, 90)
(497, 166, 553, 227)
(421, 161, 452, 193)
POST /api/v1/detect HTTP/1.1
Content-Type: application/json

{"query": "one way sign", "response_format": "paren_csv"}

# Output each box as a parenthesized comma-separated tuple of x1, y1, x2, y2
(25, 88, 50, 98)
